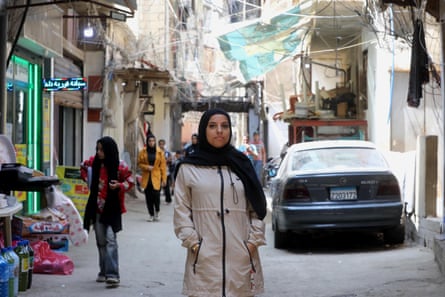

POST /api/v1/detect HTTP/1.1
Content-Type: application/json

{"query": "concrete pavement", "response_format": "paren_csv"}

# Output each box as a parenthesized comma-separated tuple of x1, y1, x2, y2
(20, 192, 185, 297)
(16, 190, 445, 297)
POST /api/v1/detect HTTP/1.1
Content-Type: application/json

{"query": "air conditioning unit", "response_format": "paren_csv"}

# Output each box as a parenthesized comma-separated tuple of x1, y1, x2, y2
(140, 81, 151, 97)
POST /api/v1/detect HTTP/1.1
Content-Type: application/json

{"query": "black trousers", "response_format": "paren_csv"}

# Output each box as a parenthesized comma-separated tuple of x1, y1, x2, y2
(163, 175, 172, 203)
(144, 180, 160, 216)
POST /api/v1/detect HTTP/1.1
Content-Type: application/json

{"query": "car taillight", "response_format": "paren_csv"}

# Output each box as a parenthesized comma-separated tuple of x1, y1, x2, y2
(377, 179, 400, 196)
(283, 185, 310, 201)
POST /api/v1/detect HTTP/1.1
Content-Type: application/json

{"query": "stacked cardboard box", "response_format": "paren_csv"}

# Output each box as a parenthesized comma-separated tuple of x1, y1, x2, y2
(12, 214, 70, 252)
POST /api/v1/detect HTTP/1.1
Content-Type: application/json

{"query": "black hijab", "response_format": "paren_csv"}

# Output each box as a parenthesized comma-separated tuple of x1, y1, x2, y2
(175, 108, 267, 220)
(146, 132, 157, 165)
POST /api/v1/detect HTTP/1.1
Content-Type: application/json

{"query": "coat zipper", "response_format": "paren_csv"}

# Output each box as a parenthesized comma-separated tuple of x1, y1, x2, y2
(217, 166, 227, 297)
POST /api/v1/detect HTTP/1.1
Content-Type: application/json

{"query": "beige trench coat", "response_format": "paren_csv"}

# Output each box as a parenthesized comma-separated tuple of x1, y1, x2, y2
(174, 164, 266, 297)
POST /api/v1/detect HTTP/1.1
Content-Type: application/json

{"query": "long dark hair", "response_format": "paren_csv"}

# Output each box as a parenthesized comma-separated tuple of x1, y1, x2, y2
(91, 136, 119, 187)
(84, 136, 122, 232)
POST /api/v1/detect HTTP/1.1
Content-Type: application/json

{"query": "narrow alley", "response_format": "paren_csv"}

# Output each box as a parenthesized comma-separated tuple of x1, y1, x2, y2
(19, 192, 445, 297)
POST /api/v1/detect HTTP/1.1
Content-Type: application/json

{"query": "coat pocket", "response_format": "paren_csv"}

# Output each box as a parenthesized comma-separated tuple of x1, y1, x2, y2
(192, 238, 203, 274)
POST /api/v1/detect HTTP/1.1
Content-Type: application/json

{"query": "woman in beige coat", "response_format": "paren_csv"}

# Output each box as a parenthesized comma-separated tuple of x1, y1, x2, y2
(174, 109, 267, 297)
(137, 132, 167, 221)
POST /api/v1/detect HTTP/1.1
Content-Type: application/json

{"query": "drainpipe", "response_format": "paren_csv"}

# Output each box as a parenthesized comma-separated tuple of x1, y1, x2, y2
(102, 27, 111, 137)
(440, 1, 445, 230)
(0, 0, 7, 134)
(164, 0, 169, 69)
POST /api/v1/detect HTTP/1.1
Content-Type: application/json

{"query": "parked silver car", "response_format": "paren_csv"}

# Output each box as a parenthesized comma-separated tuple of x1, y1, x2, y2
(270, 140, 405, 249)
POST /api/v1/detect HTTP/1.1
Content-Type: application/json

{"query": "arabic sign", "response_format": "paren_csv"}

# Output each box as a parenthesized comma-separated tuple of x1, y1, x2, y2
(56, 166, 89, 218)
(43, 77, 88, 91)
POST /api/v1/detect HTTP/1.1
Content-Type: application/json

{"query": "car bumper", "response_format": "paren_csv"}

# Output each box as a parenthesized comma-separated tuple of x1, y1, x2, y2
(274, 201, 403, 232)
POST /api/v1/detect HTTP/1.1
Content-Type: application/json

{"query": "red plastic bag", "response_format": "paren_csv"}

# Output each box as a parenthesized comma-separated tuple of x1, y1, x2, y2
(31, 241, 74, 275)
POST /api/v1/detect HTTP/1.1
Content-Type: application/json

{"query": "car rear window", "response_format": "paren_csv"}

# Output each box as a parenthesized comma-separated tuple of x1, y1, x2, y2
(291, 147, 388, 171)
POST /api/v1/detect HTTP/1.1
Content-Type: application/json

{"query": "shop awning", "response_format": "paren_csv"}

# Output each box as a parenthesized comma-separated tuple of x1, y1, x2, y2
(217, 1, 312, 82)
(97, 0, 137, 13)
(7, 1, 137, 16)
(181, 99, 252, 113)
(382, 0, 439, 21)
(113, 68, 170, 83)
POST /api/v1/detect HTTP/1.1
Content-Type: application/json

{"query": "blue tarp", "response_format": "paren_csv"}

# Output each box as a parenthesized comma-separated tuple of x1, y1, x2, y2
(218, 2, 311, 81)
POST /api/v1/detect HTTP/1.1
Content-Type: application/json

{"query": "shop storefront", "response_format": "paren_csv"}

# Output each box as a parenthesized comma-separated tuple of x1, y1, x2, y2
(6, 53, 46, 214)
(51, 56, 84, 168)
(5, 52, 85, 214)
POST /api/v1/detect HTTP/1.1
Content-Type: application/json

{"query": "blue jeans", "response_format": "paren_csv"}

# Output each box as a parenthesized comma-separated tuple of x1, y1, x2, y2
(94, 214, 119, 279)
(253, 160, 263, 183)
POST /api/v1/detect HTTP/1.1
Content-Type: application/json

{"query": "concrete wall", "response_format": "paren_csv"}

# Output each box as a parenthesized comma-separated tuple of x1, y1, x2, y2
(83, 51, 105, 159)
(433, 234, 445, 275)
(136, 1, 168, 69)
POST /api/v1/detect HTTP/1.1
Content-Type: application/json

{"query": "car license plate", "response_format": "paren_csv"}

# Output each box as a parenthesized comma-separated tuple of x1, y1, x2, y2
(330, 187, 357, 200)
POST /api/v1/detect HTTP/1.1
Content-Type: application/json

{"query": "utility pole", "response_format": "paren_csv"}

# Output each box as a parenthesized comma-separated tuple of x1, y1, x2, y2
(0, 0, 7, 134)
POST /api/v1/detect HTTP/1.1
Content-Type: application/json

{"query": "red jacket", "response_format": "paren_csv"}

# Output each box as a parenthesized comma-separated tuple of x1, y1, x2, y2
(80, 156, 134, 214)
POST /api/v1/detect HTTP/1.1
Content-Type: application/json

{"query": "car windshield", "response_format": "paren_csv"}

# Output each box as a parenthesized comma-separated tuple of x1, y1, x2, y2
(291, 147, 388, 171)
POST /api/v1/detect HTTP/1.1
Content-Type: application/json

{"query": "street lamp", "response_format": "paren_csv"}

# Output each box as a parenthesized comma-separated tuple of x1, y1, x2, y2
(84, 22, 94, 38)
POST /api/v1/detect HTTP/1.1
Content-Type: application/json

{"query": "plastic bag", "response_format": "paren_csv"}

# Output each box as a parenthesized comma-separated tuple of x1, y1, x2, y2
(31, 241, 74, 275)
(44, 186, 88, 246)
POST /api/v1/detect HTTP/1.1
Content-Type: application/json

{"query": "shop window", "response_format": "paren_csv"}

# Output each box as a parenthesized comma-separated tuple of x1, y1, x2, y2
(229, 0, 261, 23)
(178, 0, 194, 30)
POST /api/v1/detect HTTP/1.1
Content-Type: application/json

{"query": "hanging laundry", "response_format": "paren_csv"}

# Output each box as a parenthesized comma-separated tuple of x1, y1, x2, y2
(407, 18, 429, 108)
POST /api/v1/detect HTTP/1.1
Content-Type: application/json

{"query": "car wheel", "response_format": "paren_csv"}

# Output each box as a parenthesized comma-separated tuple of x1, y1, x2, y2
(274, 228, 289, 249)
(383, 224, 405, 245)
